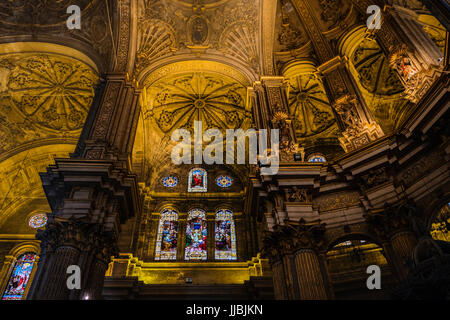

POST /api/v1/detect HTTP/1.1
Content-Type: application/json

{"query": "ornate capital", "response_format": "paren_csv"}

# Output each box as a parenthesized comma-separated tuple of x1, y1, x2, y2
(364, 202, 426, 241)
(37, 217, 118, 264)
(262, 219, 327, 263)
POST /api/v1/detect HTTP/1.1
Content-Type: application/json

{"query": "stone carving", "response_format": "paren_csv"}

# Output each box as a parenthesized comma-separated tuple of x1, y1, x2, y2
(333, 95, 383, 152)
(0, 0, 92, 26)
(313, 191, 360, 212)
(287, 74, 337, 140)
(319, 0, 346, 29)
(358, 167, 390, 190)
(1, 54, 97, 131)
(262, 218, 327, 261)
(144, 72, 247, 134)
(189, 16, 209, 45)
(136, 19, 177, 74)
(136, 0, 259, 72)
(218, 22, 259, 73)
(364, 202, 425, 240)
(353, 39, 404, 96)
(115, 0, 132, 72)
(37, 217, 119, 262)
(91, 82, 121, 140)
(284, 187, 311, 203)
(399, 150, 443, 186)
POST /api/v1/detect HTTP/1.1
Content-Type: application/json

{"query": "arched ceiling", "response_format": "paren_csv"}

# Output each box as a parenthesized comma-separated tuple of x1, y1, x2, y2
(0, 50, 98, 159)
(0, 46, 98, 232)
(283, 61, 340, 145)
(144, 71, 249, 134)
(133, 59, 253, 187)
(135, 0, 260, 77)
(0, 0, 113, 72)
(352, 39, 404, 96)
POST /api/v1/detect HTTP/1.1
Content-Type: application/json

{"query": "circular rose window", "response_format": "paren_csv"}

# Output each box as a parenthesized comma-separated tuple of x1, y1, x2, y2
(216, 175, 233, 188)
(28, 214, 48, 229)
(162, 176, 178, 187)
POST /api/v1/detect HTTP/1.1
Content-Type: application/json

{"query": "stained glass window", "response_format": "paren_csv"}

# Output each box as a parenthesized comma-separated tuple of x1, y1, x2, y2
(215, 209, 237, 260)
(307, 154, 326, 163)
(185, 209, 207, 260)
(216, 175, 233, 188)
(2, 253, 36, 300)
(28, 213, 47, 229)
(162, 176, 178, 188)
(155, 209, 179, 260)
(188, 168, 207, 192)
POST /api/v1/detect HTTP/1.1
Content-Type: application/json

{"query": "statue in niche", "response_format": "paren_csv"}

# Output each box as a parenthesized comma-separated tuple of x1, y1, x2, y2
(191, 17, 208, 45)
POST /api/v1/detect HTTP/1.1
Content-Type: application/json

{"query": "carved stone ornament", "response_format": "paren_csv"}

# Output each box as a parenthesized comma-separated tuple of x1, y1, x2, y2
(262, 219, 327, 262)
(36, 217, 119, 263)
(334, 95, 383, 152)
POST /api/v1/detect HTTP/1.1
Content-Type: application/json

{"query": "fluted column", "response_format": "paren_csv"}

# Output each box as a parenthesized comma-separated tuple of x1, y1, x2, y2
(263, 220, 331, 300)
(390, 231, 417, 280)
(294, 249, 328, 300)
(365, 203, 422, 281)
(28, 218, 118, 300)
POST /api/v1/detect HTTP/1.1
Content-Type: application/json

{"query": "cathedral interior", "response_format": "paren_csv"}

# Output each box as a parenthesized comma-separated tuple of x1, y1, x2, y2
(0, 0, 449, 300)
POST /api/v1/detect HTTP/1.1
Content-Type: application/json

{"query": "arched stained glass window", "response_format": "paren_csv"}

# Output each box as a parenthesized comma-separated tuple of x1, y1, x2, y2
(185, 209, 207, 260)
(155, 209, 179, 260)
(188, 168, 207, 192)
(2, 253, 36, 300)
(307, 153, 326, 163)
(215, 209, 237, 260)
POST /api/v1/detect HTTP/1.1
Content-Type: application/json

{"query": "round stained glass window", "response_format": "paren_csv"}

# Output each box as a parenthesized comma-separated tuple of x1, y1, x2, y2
(162, 176, 178, 187)
(28, 214, 47, 229)
(216, 175, 233, 188)
(307, 154, 326, 163)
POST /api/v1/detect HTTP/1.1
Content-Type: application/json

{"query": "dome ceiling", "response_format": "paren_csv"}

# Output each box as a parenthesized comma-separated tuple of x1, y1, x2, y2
(352, 39, 404, 96)
(143, 71, 249, 134)
(0, 52, 98, 159)
(135, 0, 260, 76)
(286, 73, 339, 141)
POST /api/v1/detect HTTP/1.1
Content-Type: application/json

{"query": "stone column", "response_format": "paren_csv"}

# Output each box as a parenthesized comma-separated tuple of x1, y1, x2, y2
(262, 220, 330, 300)
(207, 217, 215, 261)
(29, 219, 118, 300)
(365, 203, 421, 281)
(177, 218, 187, 261)
(389, 231, 417, 280)
(294, 249, 328, 300)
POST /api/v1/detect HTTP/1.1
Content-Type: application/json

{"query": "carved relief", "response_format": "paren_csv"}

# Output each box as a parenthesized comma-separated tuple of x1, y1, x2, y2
(358, 167, 390, 190)
(333, 95, 384, 152)
(313, 191, 360, 212)
(136, 19, 177, 74)
(0, 53, 97, 155)
(144, 72, 248, 134)
(353, 39, 404, 96)
(287, 74, 338, 140)
(284, 187, 311, 204)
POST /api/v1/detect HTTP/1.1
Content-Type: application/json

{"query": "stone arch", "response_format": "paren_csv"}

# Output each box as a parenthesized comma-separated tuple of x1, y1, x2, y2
(281, 59, 342, 157)
(338, 26, 409, 133)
